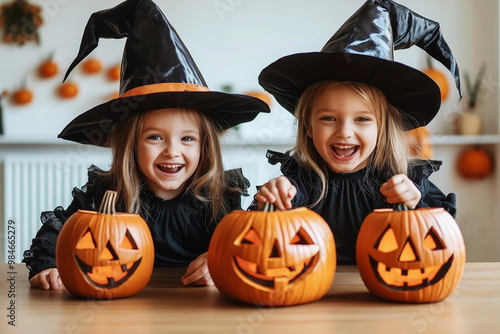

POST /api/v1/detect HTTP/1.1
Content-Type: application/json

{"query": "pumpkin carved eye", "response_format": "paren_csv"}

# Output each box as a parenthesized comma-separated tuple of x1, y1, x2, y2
(423, 227, 445, 250)
(291, 227, 313, 245)
(76, 229, 96, 249)
(374, 225, 398, 253)
(240, 228, 262, 245)
(120, 230, 138, 250)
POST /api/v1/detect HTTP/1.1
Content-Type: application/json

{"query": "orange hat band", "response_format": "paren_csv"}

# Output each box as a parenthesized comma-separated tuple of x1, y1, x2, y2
(120, 82, 210, 98)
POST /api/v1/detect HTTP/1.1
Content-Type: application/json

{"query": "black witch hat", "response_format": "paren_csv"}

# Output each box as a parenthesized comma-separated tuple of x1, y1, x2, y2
(58, 0, 270, 146)
(258, 0, 461, 130)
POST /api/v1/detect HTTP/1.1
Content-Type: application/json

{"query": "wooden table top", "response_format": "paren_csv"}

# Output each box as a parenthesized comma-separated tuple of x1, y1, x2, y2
(1, 262, 499, 334)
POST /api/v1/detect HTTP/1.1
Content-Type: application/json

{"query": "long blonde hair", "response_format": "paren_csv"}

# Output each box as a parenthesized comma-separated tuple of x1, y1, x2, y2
(293, 80, 410, 206)
(102, 108, 234, 223)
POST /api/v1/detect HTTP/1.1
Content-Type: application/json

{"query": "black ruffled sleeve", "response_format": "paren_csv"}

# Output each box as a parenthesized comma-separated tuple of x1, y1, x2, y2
(22, 165, 107, 280)
(247, 150, 323, 210)
(409, 160, 457, 217)
(222, 168, 250, 215)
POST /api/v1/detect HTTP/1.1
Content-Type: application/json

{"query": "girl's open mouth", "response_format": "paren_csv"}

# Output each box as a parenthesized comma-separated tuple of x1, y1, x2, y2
(331, 144, 359, 160)
(157, 163, 184, 174)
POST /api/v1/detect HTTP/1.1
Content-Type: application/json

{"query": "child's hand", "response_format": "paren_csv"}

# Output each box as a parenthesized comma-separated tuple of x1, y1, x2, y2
(181, 252, 213, 287)
(380, 174, 421, 209)
(254, 176, 297, 211)
(29, 268, 63, 290)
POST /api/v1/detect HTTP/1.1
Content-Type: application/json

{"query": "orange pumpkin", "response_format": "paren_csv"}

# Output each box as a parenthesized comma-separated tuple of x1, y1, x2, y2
(406, 126, 433, 159)
(107, 64, 121, 81)
(423, 57, 449, 101)
(356, 205, 466, 303)
(39, 54, 58, 78)
(82, 58, 102, 74)
(246, 91, 272, 107)
(208, 204, 336, 306)
(56, 190, 154, 299)
(58, 82, 79, 98)
(457, 148, 493, 180)
(13, 88, 33, 105)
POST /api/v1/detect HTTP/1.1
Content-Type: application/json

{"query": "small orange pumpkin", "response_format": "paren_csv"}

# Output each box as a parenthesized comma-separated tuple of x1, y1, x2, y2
(13, 87, 33, 105)
(208, 204, 336, 306)
(423, 56, 449, 101)
(82, 58, 102, 74)
(406, 126, 433, 159)
(246, 91, 272, 107)
(107, 64, 121, 81)
(356, 204, 466, 303)
(56, 190, 155, 299)
(457, 147, 492, 180)
(58, 82, 79, 98)
(39, 54, 58, 78)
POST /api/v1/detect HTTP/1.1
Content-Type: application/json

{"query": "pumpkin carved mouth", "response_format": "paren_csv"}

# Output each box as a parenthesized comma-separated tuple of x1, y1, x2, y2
(75, 256, 142, 289)
(369, 254, 454, 291)
(233, 254, 319, 290)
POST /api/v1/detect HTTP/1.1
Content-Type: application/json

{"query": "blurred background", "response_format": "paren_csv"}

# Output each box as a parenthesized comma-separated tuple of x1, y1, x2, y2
(0, 0, 499, 262)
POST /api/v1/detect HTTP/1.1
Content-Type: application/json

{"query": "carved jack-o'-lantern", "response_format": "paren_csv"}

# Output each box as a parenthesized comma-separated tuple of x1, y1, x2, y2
(56, 191, 154, 299)
(356, 205, 466, 303)
(208, 205, 336, 306)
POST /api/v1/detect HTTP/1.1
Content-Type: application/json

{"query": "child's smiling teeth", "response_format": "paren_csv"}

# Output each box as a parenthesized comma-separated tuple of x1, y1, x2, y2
(157, 163, 183, 173)
(331, 144, 358, 157)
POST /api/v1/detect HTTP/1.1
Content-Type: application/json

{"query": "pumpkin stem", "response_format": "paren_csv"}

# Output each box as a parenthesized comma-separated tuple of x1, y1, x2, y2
(262, 202, 279, 212)
(393, 203, 408, 211)
(99, 190, 117, 215)
(426, 54, 433, 69)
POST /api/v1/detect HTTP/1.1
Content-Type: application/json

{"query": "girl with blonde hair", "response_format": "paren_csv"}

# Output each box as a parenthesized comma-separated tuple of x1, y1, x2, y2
(24, 0, 269, 289)
(252, 0, 459, 264)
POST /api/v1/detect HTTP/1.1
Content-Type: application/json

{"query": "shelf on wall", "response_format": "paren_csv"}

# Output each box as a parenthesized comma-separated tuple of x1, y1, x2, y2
(431, 135, 500, 145)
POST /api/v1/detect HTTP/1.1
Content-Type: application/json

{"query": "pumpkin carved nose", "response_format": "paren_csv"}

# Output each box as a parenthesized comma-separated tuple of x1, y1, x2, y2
(398, 239, 418, 262)
(100, 241, 118, 260)
(269, 240, 281, 258)
(264, 239, 284, 271)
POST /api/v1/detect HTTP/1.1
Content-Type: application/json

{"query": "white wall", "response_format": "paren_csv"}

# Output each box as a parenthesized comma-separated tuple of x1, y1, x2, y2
(4, 0, 495, 141)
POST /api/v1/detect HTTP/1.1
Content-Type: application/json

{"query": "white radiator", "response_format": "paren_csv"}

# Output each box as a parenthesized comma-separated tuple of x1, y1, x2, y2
(1, 157, 90, 263)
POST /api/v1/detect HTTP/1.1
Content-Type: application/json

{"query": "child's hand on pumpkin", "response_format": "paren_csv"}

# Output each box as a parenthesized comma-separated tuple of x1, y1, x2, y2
(380, 174, 421, 209)
(181, 252, 214, 287)
(255, 176, 297, 211)
(29, 268, 63, 290)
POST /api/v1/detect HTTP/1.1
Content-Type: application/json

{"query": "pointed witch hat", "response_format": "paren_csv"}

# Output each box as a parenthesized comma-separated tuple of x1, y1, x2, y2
(258, 0, 461, 130)
(58, 0, 270, 146)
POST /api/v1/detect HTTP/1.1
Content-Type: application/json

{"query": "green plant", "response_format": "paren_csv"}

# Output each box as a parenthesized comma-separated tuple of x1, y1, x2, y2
(464, 64, 487, 109)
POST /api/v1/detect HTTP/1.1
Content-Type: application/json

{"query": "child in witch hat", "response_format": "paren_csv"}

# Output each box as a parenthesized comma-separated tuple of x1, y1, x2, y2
(251, 0, 460, 264)
(23, 0, 270, 289)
